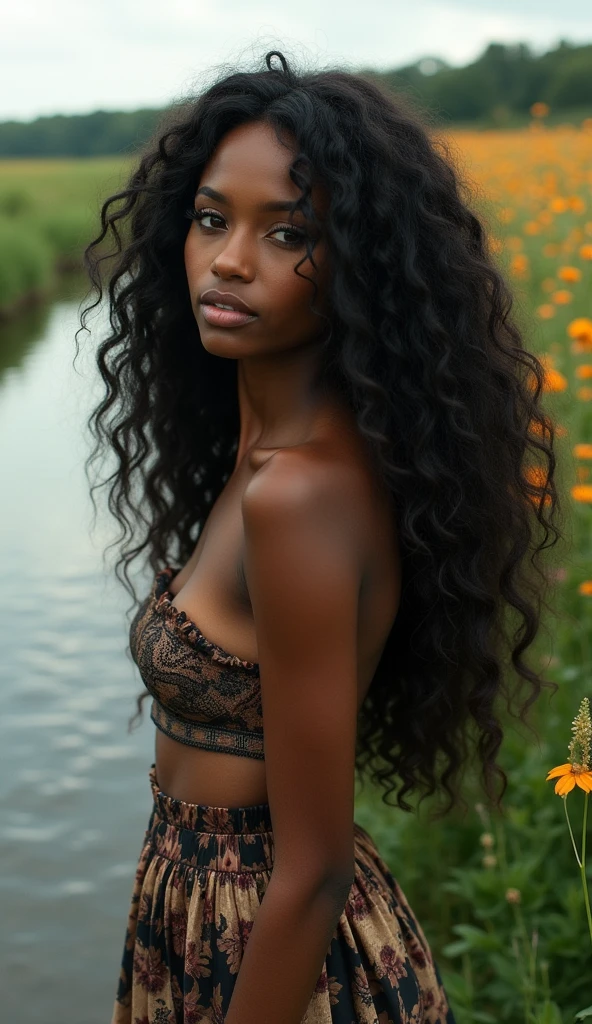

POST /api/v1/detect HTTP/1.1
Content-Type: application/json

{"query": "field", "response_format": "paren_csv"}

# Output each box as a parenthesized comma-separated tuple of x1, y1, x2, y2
(2, 123, 592, 1019)
(0, 157, 132, 312)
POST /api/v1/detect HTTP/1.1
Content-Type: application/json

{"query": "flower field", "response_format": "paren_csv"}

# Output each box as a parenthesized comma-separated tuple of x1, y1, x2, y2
(355, 115, 592, 1022)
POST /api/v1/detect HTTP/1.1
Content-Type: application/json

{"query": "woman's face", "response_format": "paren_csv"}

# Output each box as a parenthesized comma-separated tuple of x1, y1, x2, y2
(184, 120, 329, 356)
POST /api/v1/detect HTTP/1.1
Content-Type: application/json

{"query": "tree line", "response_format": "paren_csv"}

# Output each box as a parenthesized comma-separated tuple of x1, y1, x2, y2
(1, 38, 591, 158)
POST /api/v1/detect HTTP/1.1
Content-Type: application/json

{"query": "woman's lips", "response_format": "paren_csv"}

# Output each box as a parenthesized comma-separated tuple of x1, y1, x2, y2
(200, 304, 258, 328)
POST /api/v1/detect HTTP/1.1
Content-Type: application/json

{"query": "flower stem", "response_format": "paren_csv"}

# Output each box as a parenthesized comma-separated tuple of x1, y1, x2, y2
(581, 792, 592, 952)
(564, 794, 582, 868)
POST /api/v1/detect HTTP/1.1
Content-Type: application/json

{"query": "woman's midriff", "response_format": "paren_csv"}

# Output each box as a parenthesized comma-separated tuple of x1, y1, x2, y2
(154, 728, 269, 806)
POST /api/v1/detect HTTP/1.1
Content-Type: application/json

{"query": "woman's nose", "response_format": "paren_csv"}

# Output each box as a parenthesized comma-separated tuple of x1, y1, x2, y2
(211, 229, 255, 281)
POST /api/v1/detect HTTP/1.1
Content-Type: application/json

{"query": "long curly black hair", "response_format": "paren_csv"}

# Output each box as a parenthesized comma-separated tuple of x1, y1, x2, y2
(79, 51, 563, 818)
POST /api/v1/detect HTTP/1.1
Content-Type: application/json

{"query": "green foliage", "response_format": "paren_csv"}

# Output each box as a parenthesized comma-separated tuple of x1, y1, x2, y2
(1, 40, 592, 159)
(0, 157, 131, 313)
(0, 218, 54, 308)
(358, 40, 592, 130)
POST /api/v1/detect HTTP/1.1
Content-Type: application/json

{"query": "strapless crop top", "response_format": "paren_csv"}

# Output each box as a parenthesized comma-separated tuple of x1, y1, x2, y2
(129, 566, 264, 759)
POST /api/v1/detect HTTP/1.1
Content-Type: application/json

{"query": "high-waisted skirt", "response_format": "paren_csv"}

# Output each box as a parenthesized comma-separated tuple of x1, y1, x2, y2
(111, 763, 456, 1024)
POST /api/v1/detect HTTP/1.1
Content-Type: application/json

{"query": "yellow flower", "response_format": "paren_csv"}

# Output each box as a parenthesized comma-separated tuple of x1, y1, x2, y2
(546, 697, 592, 795)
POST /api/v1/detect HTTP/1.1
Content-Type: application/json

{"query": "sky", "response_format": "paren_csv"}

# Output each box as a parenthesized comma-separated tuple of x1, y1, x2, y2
(3, 0, 592, 122)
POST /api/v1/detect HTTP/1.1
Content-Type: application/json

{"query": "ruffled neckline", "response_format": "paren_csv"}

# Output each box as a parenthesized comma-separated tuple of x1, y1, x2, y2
(151, 566, 260, 675)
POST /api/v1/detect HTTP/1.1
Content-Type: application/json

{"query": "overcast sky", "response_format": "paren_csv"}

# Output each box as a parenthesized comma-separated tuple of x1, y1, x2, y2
(3, 0, 592, 121)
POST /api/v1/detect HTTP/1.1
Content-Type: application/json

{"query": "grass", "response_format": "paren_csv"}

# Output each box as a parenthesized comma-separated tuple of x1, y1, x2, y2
(0, 157, 132, 313)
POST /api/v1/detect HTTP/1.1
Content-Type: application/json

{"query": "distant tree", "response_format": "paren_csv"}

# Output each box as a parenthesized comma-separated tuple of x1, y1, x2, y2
(0, 39, 591, 157)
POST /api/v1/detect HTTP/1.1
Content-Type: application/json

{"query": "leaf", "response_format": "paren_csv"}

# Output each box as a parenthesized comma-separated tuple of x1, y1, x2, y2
(575, 1007, 592, 1021)
(533, 1001, 563, 1024)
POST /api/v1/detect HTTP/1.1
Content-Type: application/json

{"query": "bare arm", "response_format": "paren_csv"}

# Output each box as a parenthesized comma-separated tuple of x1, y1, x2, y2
(224, 450, 363, 1024)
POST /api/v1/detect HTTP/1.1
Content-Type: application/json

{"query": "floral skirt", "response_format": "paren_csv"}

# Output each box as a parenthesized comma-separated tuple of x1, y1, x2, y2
(111, 763, 456, 1023)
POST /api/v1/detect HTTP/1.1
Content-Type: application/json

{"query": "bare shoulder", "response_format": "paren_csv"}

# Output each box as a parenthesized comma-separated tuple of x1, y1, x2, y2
(243, 442, 371, 539)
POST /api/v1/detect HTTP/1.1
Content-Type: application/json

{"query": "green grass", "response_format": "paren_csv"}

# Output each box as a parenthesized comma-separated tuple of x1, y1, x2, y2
(0, 157, 131, 312)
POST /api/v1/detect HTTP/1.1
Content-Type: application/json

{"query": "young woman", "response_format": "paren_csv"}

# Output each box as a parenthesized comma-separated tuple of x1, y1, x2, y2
(81, 52, 560, 1024)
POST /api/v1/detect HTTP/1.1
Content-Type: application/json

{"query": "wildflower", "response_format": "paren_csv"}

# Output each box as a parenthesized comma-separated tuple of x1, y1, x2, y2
(574, 444, 592, 458)
(530, 102, 549, 118)
(569, 196, 587, 214)
(550, 197, 569, 214)
(578, 387, 592, 401)
(482, 854, 497, 869)
(576, 367, 592, 380)
(578, 582, 592, 596)
(479, 832, 495, 849)
(580, 245, 592, 261)
(572, 485, 592, 502)
(568, 318, 592, 343)
(551, 290, 573, 305)
(506, 888, 521, 904)
(546, 697, 592, 794)
(537, 304, 555, 319)
(542, 367, 568, 392)
(558, 266, 582, 283)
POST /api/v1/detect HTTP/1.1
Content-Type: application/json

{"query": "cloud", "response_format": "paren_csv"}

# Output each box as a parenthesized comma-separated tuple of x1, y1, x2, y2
(2, 0, 591, 120)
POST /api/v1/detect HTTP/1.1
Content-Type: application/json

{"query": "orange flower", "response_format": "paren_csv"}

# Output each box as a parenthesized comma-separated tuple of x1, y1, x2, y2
(568, 318, 592, 344)
(574, 444, 592, 458)
(546, 763, 592, 795)
(577, 387, 592, 401)
(537, 304, 555, 319)
(531, 102, 550, 118)
(546, 697, 592, 795)
(572, 485, 592, 501)
(558, 266, 582, 283)
(576, 366, 592, 379)
(579, 581, 592, 595)
(580, 245, 592, 261)
(552, 290, 573, 305)
(543, 367, 568, 392)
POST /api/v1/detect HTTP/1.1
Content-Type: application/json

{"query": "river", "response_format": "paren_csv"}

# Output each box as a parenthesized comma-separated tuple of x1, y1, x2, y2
(0, 277, 156, 1023)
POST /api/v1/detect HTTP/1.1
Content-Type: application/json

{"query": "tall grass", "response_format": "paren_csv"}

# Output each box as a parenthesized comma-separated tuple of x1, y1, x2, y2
(0, 157, 131, 313)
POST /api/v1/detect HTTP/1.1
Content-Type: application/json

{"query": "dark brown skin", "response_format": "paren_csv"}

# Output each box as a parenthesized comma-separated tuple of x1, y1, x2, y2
(156, 120, 402, 1023)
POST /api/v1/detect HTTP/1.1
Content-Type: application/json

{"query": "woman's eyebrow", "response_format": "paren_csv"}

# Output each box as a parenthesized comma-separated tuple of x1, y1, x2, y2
(196, 185, 299, 213)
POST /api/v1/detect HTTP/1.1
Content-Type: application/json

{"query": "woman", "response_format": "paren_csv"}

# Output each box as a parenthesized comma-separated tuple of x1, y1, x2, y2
(81, 52, 560, 1024)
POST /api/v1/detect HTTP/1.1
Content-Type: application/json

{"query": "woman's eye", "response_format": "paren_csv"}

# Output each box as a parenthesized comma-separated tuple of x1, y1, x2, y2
(186, 208, 226, 229)
(269, 226, 306, 246)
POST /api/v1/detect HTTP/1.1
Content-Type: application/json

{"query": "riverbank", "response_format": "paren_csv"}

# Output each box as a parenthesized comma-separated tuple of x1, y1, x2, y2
(0, 157, 131, 317)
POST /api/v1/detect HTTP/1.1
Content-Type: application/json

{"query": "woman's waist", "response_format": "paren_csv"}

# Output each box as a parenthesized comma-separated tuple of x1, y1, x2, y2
(154, 726, 269, 807)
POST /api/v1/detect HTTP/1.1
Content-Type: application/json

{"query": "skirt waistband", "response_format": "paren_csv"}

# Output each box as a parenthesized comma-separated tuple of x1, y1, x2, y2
(147, 763, 276, 874)
(148, 763, 273, 833)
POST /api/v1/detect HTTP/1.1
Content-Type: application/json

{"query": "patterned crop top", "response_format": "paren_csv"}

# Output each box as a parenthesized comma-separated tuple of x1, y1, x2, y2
(129, 566, 264, 760)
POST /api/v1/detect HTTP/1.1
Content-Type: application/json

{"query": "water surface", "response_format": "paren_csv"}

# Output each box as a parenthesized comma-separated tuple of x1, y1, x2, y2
(0, 280, 156, 1023)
